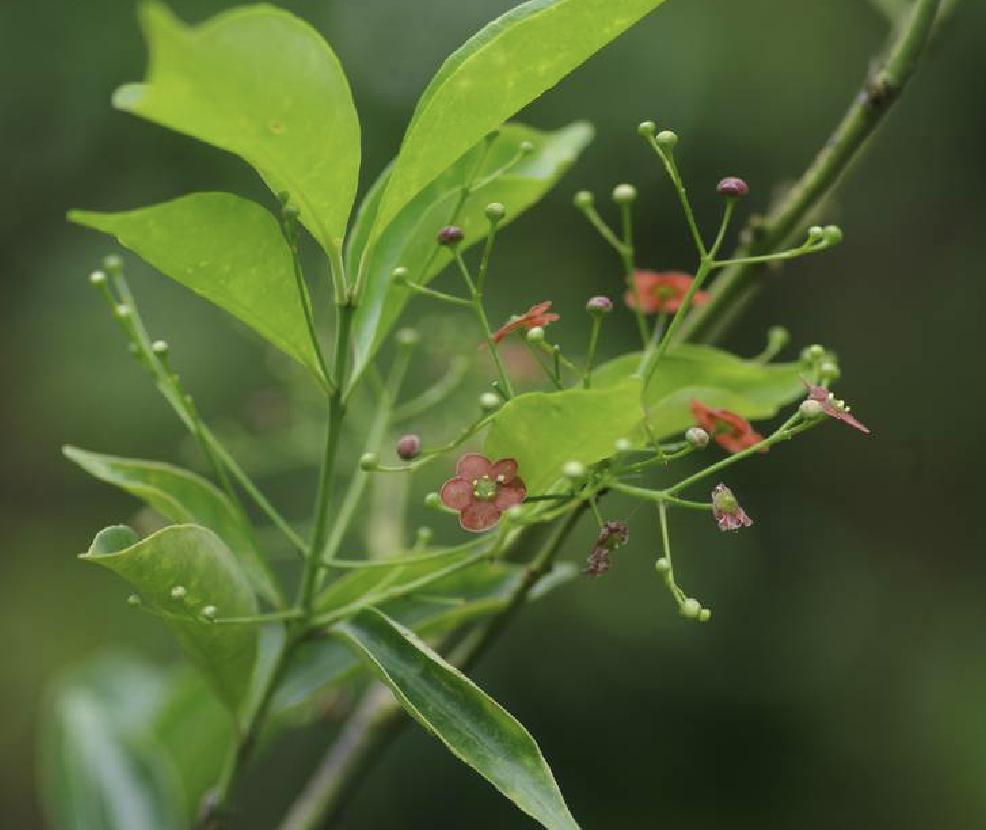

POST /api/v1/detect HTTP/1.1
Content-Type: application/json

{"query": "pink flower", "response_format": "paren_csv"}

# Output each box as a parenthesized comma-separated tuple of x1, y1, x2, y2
(711, 484, 753, 532)
(625, 271, 711, 314)
(804, 384, 871, 434)
(690, 400, 766, 454)
(440, 454, 527, 532)
(491, 301, 560, 344)
(583, 521, 630, 577)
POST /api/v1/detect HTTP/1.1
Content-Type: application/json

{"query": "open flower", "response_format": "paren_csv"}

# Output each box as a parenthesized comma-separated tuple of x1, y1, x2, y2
(491, 301, 559, 344)
(440, 454, 527, 532)
(583, 521, 630, 577)
(625, 270, 711, 314)
(711, 484, 753, 531)
(690, 400, 765, 454)
(803, 384, 871, 434)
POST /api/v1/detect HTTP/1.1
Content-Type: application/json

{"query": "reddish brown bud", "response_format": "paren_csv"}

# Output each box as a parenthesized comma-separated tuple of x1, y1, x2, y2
(437, 225, 464, 246)
(716, 176, 749, 197)
(396, 434, 422, 461)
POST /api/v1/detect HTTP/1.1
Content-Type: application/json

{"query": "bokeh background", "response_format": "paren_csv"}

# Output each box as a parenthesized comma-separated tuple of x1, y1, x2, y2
(3, 0, 985, 827)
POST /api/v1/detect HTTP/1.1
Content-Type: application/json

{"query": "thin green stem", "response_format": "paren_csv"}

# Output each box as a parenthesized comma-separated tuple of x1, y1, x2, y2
(583, 316, 603, 389)
(645, 139, 707, 257)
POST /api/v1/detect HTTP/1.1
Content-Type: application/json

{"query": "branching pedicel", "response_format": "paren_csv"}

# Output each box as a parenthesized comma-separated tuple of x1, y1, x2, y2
(47, 2, 942, 829)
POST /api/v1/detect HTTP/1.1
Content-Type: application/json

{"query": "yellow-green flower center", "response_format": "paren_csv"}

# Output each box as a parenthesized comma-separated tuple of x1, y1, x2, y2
(472, 476, 498, 501)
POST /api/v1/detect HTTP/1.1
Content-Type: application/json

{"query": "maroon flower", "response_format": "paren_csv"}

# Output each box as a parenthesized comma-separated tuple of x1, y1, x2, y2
(711, 484, 753, 532)
(491, 301, 559, 344)
(440, 454, 527, 532)
(583, 521, 630, 577)
(804, 384, 871, 434)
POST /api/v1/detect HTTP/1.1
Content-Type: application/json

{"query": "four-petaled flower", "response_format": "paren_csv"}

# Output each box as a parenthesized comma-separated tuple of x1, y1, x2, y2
(583, 521, 630, 577)
(625, 270, 711, 314)
(690, 400, 766, 454)
(491, 301, 559, 344)
(440, 454, 527, 532)
(804, 384, 871, 434)
(711, 484, 753, 532)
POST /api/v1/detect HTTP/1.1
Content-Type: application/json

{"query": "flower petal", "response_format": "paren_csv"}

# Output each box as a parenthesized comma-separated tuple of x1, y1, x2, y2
(460, 501, 501, 532)
(493, 478, 527, 510)
(456, 453, 492, 481)
(440, 477, 474, 510)
(489, 458, 519, 483)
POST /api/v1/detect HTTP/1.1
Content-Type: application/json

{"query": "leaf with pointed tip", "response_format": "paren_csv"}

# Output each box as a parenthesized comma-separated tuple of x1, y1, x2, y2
(70, 193, 321, 377)
(64, 446, 280, 606)
(368, 0, 667, 240)
(334, 608, 580, 830)
(39, 654, 184, 830)
(348, 121, 592, 388)
(81, 525, 258, 717)
(115, 2, 360, 255)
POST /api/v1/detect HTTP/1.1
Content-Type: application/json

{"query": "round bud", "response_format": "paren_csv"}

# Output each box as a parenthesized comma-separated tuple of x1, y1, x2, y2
(805, 344, 826, 362)
(767, 325, 790, 349)
(88, 269, 107, 286)
(823, 225, 843, 245)
(170, 585, 187, 600)
(637, 120, 657, 137)
(415, 526, 433, 545)
(437, 225, 464, 247)
(424, 491, 442, 509)
(479, 392, 501, 412)
(800, 399, 824, 418)
(115, 304, 131, 319)
(614, 438, 632, 453)
(585, 295, 614, 316)
(201, 605, 218, 620)
(573, 190, 594, 210)
(681, 598, 701, 619)
(655, 130, 678, 150)
(126, 593, 141, 607)
(359, 452, 379, 471)
(612, 183, 637, 204)
(698, 608, 712, 622)
(655, 557, 671, 574)
(519, 140, 535, 155)
(525, 326, 545, 343)
(808, 225, 825, 243)
(485, 202, 506, 223)
(562, 460, 586, 480)
(151, 340, 169, 356)
(103, 254, 123, 273)
(685, 427, 710, 448)
(395, 327, 420, 347)
(396, 434, 421, 461)
(819, 360, 840, 381)
(716, 176, 750, 197)
(391, 266, 410, 283)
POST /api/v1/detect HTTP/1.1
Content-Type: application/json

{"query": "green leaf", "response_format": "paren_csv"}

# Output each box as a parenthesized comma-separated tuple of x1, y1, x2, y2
(369, 0, 666, 240)
(70, 193, 321, 376)
(276, 561, 577, 718)
(334, 608, 580, 830)
(40, 654, 184, 830)
(116, 2, 360, 256)
(64, 446, 281, 606)
(349, 121, 591, 387)
(593, 345, 806, 438)
(485, 378, 644, 493)
(81, 525, 258, 717)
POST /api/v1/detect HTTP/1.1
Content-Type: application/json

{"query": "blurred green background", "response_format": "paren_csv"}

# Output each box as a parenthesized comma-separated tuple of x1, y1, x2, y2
(3, 0, 985, 827)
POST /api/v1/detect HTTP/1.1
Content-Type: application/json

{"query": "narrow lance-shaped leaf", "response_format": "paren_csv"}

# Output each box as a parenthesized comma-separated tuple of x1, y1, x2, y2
(334, 608, 580, 830)
(70, 192, 322, 377)
(349, 121, 592, 388)
(115, 2, 360, 256)
(368, 0, 668, 239)
(81, 525, 258, 718)
(64, 446, 281, 606)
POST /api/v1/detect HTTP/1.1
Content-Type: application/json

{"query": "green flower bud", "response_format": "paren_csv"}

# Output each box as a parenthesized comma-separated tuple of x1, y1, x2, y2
(525, 326, 545, 343)
(808, 225, 825, 243)
(573, 190, 594, 210)
(614, 438, 632, 453)
(803, 344, 826, 362)
(562, 460, 586, 480)
(681, 598, 701, 619)
(103, 254, 123, 273)
(698, 608, 712, 622)
(819, 360, 840, 382)
(823, 225, 843, 245)
(655, 557, 671, 573)
(686, 427, 710, 448)
(151, 340, 169, 356)
(201, 605, 218, 620)
(424, 491, 442, 509)
(519, 140, 535, 155)
(612, 183, 637, 204)
(415, 526, 433, 545)
(637, 120, 657, 137)
(479, 391, 501, 412)
(485, 202, 506, 223)
(505, 504, 526, 522)
(170, 585, 187, 600)
(359, 452, 379, 471)
(126, 593, 141, 607)
(88, 269, 107, 286)
(800, 399, 824, 418)
(655, 130, 678, 150)
(391, 266, 410, 284)
(586, 295, 613, 316)
(115, 304, 131, 319)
